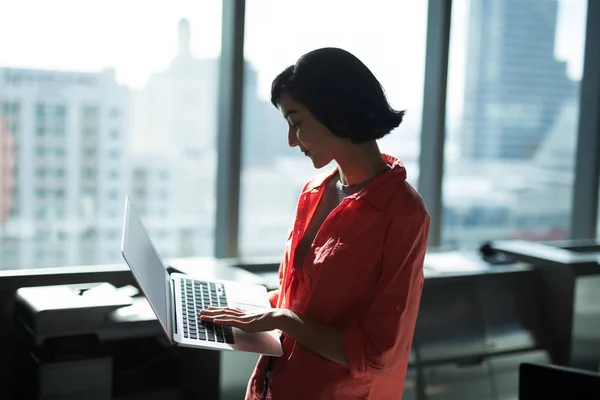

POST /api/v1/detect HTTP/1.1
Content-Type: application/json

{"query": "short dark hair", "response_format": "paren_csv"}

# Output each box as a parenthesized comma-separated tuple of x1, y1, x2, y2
(271, 47, 405, 143)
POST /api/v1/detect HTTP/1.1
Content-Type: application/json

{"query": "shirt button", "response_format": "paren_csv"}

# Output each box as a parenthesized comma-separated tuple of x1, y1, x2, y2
(350, 256, 355, 262)
(396, 305, 402, 311)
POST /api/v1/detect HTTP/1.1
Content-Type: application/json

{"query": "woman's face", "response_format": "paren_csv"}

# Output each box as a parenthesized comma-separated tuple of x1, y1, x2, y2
(278, 92, 342, 169)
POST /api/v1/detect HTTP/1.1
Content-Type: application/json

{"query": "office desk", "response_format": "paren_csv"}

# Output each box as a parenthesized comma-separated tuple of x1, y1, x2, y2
(3, 249, 575, 400)
(0, 257, 268, 400)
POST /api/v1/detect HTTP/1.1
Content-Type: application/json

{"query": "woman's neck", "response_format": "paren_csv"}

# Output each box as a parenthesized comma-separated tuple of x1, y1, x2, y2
(336, 141, 388, 186)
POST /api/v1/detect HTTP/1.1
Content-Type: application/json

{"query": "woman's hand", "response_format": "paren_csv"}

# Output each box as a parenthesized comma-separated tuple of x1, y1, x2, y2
(201, 306, 348, 366)
(199, 307, 289, 333)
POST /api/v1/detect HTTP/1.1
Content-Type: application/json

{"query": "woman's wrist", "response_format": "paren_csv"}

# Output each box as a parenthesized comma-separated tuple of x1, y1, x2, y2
(275, 308, 299, 333)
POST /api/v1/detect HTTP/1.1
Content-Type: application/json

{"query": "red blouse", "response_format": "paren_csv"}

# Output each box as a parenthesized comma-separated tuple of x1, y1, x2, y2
(246, 155, 429, 400)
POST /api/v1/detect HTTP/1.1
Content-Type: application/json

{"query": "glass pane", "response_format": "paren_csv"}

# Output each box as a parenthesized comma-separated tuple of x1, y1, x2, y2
(240, 0, 428, 257)
(442, 0, 588, 249)
(0, 1, 222, 270)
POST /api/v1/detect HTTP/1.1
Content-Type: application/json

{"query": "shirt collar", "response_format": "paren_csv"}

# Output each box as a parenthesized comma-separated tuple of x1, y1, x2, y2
(303, 154, 407, 211)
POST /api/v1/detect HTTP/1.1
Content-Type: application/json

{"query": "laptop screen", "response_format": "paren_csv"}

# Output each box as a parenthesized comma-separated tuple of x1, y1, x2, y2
(121, 196, 172, 337)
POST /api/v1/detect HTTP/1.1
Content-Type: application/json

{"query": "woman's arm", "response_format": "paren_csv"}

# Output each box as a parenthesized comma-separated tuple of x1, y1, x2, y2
(278, 309, 348, 366)
(343, 213, 429, 377)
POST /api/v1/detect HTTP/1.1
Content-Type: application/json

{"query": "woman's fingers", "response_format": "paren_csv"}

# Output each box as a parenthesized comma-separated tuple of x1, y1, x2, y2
(200, 308, 251, 326)
(210, 306, 245, 314)
(213, 318, 246, 327)
(199, 307, 267, 334)
(201, 307, 245, 317)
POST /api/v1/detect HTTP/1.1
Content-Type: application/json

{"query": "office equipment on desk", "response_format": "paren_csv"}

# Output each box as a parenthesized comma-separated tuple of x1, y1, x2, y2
(479, 241, 516, 265)
(519, 362, 600, 399)
(490, 239, 600, 271)
(423, 251, 527, 276)
(16, 283, 134, 345)
(14, 283, 124, 400)
(121, 196, 283, 357)
(490, 239, 600, 369)
(14, 282, 181, 399)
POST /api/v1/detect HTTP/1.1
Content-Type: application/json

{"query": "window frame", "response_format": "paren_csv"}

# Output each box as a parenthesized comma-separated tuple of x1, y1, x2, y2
(570, 0, 600, 240)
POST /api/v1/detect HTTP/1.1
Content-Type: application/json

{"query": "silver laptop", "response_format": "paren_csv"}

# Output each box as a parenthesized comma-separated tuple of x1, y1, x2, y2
(121, 196, 283, 356)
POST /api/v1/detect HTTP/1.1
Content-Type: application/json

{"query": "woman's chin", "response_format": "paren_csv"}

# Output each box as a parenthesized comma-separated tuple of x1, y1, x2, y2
(309, 155, 333, 169)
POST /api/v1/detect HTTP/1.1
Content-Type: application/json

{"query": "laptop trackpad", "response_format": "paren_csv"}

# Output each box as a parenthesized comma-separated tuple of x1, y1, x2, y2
(234, 302, 270, 311)
(229, 283, 270, 309)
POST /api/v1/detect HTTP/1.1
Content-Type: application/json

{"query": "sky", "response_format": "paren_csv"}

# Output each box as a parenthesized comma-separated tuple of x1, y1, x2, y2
(0, 0, 588, 119)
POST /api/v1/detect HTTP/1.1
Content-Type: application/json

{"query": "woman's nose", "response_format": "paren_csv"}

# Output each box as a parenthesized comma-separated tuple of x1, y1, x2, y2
(288, 129, 299, 148)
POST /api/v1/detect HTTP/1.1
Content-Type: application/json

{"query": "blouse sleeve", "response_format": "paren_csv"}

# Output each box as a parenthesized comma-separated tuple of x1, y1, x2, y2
(344, 213, 429, 378)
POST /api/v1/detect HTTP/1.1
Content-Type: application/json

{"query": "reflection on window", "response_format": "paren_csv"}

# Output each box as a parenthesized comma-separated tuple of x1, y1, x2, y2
(442, 0, 588, 248)
(239, 0, 428, 257)
(0, 1, 222, 270)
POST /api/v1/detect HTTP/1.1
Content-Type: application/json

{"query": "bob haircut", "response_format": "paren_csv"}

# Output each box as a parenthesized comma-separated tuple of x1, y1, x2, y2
(271, 47, 405, 143)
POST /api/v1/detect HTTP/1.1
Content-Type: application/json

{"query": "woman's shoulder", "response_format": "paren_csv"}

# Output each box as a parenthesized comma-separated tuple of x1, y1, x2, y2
(386, 177, 429, 222)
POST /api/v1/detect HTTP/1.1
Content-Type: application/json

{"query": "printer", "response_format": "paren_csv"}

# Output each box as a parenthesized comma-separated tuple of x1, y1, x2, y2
(14, 282, 179, 399)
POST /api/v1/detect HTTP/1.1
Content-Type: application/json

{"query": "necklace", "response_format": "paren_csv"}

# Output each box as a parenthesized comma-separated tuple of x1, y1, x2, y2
(337, 165, 391, 189)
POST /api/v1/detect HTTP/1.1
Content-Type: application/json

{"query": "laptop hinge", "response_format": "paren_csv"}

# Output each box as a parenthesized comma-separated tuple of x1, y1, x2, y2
(170, 279, 178, 335)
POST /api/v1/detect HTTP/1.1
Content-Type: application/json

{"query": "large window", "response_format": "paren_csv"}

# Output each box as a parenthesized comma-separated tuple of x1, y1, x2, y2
(1, 1, 597, 269)
(239, 0, 428, 257)
(0, 1, 222, 270)
(442, 0, 588, 248)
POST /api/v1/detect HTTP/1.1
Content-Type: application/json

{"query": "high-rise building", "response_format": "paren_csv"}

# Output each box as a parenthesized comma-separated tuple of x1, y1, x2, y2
(130, 18, 285, 243)
(0, 67, 129, 269)
(131, 19, 218, 160)
(462, 0, 577, 160)
(0, 114, 16, 227)
(130, 19, 222, 233)
(131, 19, 286, 165)
(130, 155, 214, 258)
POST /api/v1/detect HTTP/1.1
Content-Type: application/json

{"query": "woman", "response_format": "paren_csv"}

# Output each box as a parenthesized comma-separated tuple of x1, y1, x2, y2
(201, 47, 429, 399)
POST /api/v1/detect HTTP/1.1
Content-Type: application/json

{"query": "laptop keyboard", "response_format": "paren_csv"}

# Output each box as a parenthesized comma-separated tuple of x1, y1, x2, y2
(180, 279, 235, 344)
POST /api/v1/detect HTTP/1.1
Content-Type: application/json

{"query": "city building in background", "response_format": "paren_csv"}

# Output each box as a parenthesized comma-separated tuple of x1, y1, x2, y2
(130, 18, 219, 254)
(0, 67, 129, 269)
(131, 19, 217, 160)
(462, 0, 577, 161)
(131, 19, 290, 258)
(441, 0, 583, 248)
(130, 155, 211, 257)
(132, 20, 287, 165)
(0, 17, 292, 269)
(0, 112, 16, 228)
